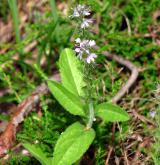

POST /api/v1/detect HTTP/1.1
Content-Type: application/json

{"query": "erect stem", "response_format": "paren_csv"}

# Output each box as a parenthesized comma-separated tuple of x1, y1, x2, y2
(86, 100, 95, 129)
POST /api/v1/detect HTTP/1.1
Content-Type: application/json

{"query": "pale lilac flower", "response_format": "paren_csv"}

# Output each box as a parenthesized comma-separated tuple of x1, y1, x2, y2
(79, 39, 88, 48)
(86, 53, 97, 63)
(74, 38, 97, 63)
(75, 38, 81, 43)
(75, 38, 96, 49)
(89, 40, 96, 47)
(81, 18, 93, 29)
(150, 111, 156, 118)
(72, 5, 91, 18)
(75, 48, 81, 53)
(70, 5, 92, 29)
(72, 8, 80, 17)
(72, 5, 97, 63)
(22, 149, 30, 156)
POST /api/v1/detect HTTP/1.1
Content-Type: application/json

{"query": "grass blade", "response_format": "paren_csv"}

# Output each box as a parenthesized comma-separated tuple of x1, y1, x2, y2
(7, 0, 21, 44)
(49, 0, 58, 22)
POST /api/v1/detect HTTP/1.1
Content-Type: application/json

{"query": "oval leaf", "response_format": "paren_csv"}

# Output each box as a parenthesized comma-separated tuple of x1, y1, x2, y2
(48, 80, 85, 116)
(59, 48, 85, 96)
(95, 102, 130, 122)
(52, 122, 95, 165)
(23, 143, 52, 165)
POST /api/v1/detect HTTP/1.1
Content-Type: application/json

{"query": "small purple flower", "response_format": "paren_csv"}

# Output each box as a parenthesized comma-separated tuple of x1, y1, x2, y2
(70, 5, 92, 29)
(72, 5, 91, 18)
(150, 111, 156, 118)
(86, 53, 97, 63)
(81, 18, 93, 29)
(74, 38, 97, 63)
(75, 38, 81, 43)
(75, 48, 81, 53)
(89, 40, 96, 47)
(71, 5, 98, 64)
(22, 149, 29, 156)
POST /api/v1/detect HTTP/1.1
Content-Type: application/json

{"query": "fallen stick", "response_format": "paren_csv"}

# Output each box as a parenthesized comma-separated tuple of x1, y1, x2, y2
(0, 74, 60, 157)
(0, 52, 138, 158)
(105, 145, 113, 165)
(101, 50, 139, 164)
(102, 51, 139, 103)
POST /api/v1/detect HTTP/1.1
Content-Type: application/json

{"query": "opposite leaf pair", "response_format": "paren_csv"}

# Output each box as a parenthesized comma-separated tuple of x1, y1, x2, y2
(48, 48, 129, 164)
(24, 48, 129, 165)
(48, 48, 129, 122)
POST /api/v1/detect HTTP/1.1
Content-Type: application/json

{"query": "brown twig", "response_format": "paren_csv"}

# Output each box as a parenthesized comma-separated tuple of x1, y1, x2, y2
(0, 74, 59, 158)
(132, 109, 155, 126)
(102, 51, 139, 103)
(105, 146, 113, 165)
(102, 50, 139, 164)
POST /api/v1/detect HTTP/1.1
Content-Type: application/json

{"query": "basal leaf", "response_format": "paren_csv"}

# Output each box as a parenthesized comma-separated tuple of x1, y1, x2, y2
(59, 48, 85, 96)
(48, 80, 85, 116)
(52, 122, 95, 165)
(23, 143, 52, 165)
(95, 102, 130, 122)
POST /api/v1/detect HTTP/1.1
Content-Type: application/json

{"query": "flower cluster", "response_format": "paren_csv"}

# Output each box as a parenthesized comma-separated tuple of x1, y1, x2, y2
(75, 38, 97, 63)
(71, 4, 92, 29)
(71, 4, 97, 64)
(72, 4, 91, 17)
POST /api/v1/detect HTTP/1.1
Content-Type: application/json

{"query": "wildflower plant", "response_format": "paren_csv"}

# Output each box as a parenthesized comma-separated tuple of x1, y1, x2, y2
(23, 4, 130, 165)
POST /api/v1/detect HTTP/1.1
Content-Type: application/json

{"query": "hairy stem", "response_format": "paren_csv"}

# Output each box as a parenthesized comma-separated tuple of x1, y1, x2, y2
(86, 100, 95, 129)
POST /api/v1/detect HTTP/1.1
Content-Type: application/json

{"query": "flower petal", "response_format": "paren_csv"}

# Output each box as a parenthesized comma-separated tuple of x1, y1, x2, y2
(89, 40, 96, 47)
(75, 48, 81, 53)
(75, 38, 81, 43)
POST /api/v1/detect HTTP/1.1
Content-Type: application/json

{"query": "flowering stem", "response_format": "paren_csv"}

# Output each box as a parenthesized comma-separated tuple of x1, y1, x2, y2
(71, 4, 96, 128)
(86, 100, 95, 129)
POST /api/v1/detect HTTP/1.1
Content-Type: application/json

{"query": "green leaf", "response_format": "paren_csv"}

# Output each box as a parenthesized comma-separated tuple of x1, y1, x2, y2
(95, 102, 130, 122)
(52, 122, 95, 165)
(48, 80, 85, 116)
(23, 143, 52, 165)
(59, 48, 85, 96)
